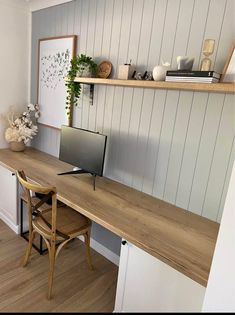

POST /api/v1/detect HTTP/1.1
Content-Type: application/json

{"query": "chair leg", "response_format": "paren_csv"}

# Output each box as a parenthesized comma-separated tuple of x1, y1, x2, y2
(22, 229, 35, 267)
(47, 241, 56, 300)
(84, 229, 93, 270)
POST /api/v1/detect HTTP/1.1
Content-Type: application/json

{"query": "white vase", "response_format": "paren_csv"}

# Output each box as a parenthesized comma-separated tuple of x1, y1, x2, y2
(153, 65, 171, 81)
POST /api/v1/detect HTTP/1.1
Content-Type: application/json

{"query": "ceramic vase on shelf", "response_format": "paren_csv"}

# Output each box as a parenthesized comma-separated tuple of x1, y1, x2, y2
(153, 62, 171, 81)
(9, 141, 25, 152)
(77, 64, 92, 77)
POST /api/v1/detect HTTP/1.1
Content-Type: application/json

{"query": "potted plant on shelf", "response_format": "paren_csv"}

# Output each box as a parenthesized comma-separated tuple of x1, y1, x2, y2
(4, 104, 40, 152)
(65, 54, 97, 117)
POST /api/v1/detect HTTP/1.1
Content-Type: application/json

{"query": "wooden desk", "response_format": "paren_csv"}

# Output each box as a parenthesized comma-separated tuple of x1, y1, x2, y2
(0, 148, 219, 287)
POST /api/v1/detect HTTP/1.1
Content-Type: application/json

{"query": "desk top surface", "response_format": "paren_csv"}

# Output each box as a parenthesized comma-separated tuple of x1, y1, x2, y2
(0, 148, 219, 286)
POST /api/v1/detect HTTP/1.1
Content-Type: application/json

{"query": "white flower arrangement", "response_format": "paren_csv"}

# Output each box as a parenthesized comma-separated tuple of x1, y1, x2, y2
(5, 104, 40, 144)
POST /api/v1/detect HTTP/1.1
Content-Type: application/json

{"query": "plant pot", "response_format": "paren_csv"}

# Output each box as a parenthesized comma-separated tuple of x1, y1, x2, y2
(9, 141, 25, 152)
(77, 64, 92, 77)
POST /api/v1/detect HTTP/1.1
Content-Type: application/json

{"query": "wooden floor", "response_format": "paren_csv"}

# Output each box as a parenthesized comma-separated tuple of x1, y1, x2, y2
(0, 220, 118, 312)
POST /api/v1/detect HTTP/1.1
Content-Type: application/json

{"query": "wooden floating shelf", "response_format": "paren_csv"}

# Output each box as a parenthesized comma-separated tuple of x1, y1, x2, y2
(74, 77, 235, 94)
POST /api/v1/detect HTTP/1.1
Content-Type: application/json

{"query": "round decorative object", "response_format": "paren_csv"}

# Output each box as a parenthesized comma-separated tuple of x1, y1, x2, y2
(97, 61, 112, 78)
(9, 141, 25, 152)
(153, 65, 171, 81)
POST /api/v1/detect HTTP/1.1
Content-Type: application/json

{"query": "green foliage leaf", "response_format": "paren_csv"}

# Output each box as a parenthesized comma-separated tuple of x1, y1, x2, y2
(65, 54, 97, 116)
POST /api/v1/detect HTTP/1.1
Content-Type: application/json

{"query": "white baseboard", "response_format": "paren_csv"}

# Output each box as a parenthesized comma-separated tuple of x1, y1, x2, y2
(0, 212, 19, 234)
(78, 235, 120, 266)
(0, 212, 120, 267)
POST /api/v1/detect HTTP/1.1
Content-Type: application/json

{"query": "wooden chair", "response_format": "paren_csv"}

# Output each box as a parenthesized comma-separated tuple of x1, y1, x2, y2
(17, 170, 93, 299)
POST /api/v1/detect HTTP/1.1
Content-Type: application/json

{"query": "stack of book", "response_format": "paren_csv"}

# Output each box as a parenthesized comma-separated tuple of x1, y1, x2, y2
(165, 70, 221, 83)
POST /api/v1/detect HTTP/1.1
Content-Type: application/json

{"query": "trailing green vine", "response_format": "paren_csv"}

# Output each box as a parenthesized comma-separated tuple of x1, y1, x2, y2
(65, 54, 97, 118)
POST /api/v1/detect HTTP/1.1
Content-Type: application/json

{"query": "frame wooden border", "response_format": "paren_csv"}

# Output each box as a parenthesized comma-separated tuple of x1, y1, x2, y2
(37, 35, 77, 129)
(220, 42, 235, 83)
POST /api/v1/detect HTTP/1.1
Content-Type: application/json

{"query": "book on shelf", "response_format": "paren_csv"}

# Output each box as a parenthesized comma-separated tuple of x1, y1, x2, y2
(166, 70, 221, 79)
(165, 76, 219, 83)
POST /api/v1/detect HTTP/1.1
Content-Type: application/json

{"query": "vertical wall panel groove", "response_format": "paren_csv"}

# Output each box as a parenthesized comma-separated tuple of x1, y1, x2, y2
(151, 90, 169, 196)
(160, 0, 181, 64)
(171, 0, 195, 68)
(217, 136, 235, 222)
(112, 0, 124, 75)
(156, 0, 168, 65)
(163, 91, 194, 204)
(169, 0, 181, 65)
(131, 89, 145, 188)
(186, 93, 210, 211)
(120, 88, 134, 185)
(145, 1, 156, 68)
(154, 91, 181, 199)
(85, 0, 91, 53)
(196, 0, 211, 69)
(185, 0, 195, 55)
(174, 92, 194, 203)
(201, 94, 226, 218)
(212, 0, 227, 69)
(162, 92, 181, 199)
(188, 94, 226, 215)
(102, 0, 117, 135)
(203, 94, 235, 221)
(214, 0, 234, 72)
(106, 87, 124, 180)
(127, 0, 145, 66)
(140, 91, 156, 190)
(142, 90, 167, 194)
(135, 0, 145, 65)
(125, 0, 134, 64)
(31, 0, 234, 226)
(201, 0, 227, 71)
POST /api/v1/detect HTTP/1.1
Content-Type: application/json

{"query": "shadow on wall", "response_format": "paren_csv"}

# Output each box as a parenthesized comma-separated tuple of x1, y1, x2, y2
(104, 130, 170, 191)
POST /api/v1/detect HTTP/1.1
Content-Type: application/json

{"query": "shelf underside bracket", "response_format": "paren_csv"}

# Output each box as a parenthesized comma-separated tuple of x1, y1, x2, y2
(89, 84, 94, 106)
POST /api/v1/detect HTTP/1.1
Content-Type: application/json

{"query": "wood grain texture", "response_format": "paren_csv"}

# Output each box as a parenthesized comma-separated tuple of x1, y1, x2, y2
(0, 220, 118, 312)
(73, 77, 235, 93)
(0, 148, 219, 287)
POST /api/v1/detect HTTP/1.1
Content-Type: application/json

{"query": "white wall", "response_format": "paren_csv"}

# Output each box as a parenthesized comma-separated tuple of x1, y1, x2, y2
(0, 0, 29, 148)
(203, 161, 235, 312)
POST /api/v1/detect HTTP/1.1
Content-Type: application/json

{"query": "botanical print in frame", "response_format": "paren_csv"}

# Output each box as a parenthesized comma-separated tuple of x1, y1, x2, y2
(37, 36, 77, 129)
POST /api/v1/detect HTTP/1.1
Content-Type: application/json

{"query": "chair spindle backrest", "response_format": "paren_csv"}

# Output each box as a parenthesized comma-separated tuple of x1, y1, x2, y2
(16, 170, 57, 239)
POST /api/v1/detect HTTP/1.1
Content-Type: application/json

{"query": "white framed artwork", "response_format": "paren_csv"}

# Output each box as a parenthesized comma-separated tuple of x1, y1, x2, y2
(37, 35, 77, 129)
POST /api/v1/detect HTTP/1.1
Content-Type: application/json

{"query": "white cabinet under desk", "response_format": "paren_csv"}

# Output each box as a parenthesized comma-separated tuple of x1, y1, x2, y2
(0, 164, 18, 233)
(115, 240, 205, 312)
